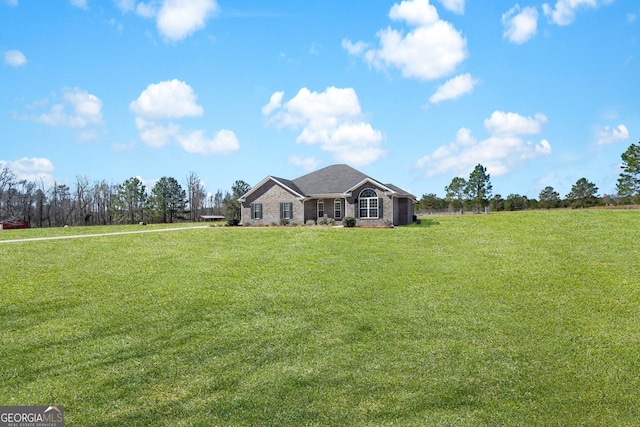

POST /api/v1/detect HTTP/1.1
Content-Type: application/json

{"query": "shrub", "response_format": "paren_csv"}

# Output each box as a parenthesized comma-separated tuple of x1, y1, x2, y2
(317, 217, 336, 226)
(226, 218, 239, 226)
(280, 218, 290, 226)
(306, 219, 316, 226)
(343, 217, 356, 227)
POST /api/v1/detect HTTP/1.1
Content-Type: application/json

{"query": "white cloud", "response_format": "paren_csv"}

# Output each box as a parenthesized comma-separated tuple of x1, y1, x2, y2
(6, 0, 18, 6)
(114, 0, 135, 12)
(263, 87, 386, 166)
(136, 2, 157, 18)
(484, 110, 547, 137)
(261, 91, 284, 116)
(627, 13, 637, 24)
(288, 155, 322, 172)
(436, 0, 464, 14)
(341, 39, 369, 55)
(117, 0, 218, 41)
(345, 0, 467, 81)
(542, 0, 612, 26)
(23, 88, 103, 129)
(415, 111, 551, 177)
(0, 157, 56, 187)
(156, 0, 219, 41)
(429, 73, 478, 103)
(70, 0, 87, 9)
(597, 124, 629, 145)
(130, 79, 238, 155)
(389, 0, 440, 26)
(135, 118, 179, 148)
(4, 50, 27, 67)
(176, 129, 239, 155)
(129, 79, 203, 119)
(502, 5, 538, 44)
(77, 129, 101, 142)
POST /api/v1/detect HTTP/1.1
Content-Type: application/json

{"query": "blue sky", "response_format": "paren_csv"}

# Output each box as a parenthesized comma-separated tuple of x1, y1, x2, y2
(2, 0, 638, 199)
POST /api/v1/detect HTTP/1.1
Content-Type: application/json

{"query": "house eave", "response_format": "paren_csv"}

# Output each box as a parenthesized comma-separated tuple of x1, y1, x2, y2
(304, 193, 348, 200)
(345, 177, 395, 194)
(238, 176, 305, 202)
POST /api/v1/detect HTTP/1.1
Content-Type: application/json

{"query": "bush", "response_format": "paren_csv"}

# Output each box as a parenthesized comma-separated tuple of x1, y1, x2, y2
(280, 218, 290, 226)
(343, 217, 356, 228)
(306, 219, 316, 226)
(226, 218, 239, 226)
(317, 217, 328, 225)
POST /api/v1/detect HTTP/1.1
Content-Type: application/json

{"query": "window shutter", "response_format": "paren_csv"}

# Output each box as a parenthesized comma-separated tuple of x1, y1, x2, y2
(288, 202, 293, 219)
(355, 198, 359, 218)
(280, 202, 283, 219)
(379, 197, 383, 218)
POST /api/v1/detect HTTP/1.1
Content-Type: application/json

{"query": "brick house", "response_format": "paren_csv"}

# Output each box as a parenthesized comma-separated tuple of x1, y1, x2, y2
(239, 164, 416, 226)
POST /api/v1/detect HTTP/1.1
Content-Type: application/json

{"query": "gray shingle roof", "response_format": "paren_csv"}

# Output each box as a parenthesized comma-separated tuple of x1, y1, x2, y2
(271, 176, 303, 196)
(240, 164, 415, 201)
(383, 183, 414, 197)
(292, 164, 374, 195)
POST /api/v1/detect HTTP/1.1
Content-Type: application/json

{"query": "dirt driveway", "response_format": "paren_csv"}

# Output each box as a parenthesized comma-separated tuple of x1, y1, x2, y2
(0, 226, 210, 244)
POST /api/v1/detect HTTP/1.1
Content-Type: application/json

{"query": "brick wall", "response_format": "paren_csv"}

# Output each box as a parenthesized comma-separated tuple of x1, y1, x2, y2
(241, 180, 303, 225)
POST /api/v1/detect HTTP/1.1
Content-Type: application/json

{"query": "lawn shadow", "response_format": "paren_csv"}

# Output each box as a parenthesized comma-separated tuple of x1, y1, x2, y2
(414, 218, 440, 227)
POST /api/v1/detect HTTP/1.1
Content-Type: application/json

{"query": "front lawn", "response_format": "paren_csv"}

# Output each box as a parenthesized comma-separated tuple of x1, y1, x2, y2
(1, 210, 639, 425)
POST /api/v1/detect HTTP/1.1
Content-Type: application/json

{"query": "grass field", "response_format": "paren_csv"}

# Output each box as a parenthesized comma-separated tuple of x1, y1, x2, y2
(1, 210, 639, 426)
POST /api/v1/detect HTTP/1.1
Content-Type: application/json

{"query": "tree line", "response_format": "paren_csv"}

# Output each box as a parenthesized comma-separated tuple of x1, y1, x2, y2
(417, 142, 640, 213)
(2, 141, 638, 226)
(0, 167, 252, 227)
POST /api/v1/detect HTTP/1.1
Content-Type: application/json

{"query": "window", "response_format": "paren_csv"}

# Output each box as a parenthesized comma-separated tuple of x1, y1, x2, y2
(359, 188, 379, 218)
(281, 202, 292, 219)
(317, 200, 325, 218)
(334, 199, 342, 219)
(252, 203, 262, 219)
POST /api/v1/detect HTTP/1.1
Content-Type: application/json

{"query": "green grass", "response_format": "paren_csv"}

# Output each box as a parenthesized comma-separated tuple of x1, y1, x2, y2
(1, 210, 639, 426)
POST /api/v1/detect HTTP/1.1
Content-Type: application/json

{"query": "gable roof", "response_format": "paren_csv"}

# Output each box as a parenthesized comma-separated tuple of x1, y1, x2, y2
(238, 175, 305, 202)
(292, 164, 371, 195)
(239, 164, 416, 201)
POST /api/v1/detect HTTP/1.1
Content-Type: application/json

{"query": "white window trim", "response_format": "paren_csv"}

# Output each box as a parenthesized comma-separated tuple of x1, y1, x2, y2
(359, 189, 379, 219)
(282, 202, 292, 219)
(317, 199, 325, 218)
(252, 203, 262, 219)
(334, 199, 342, 219)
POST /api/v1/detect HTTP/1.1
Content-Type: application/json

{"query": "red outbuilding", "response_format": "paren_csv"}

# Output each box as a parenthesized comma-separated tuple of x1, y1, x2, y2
(0, 219, 30, 230)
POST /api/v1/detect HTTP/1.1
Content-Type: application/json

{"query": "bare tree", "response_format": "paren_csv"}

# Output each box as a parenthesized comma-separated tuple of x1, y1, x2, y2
(74, 175, 92, 225)
(213, 189, 224, 215)
(186, 171, 206, 221)
(34, 180, 48, 228)
(92, 180, 115, 225)
(0, 167, 16, 220)
(17, 180, 36, 222)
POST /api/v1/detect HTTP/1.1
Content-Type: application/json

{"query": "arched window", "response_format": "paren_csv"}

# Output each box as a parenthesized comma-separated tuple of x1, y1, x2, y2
(317, 199, 325, 218)
(359, 188, 378, 218)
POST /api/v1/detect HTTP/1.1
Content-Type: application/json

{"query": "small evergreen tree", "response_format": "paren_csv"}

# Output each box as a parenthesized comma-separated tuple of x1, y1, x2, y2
(465, 164, 492, 212)
(445, 177, 467, 213)
(150, 177, 186, 223)
(224, 180, 251, 225)
(566, 178, 599, 208)
(616, 142, 640, 204)
(539, 186, 560, 209)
